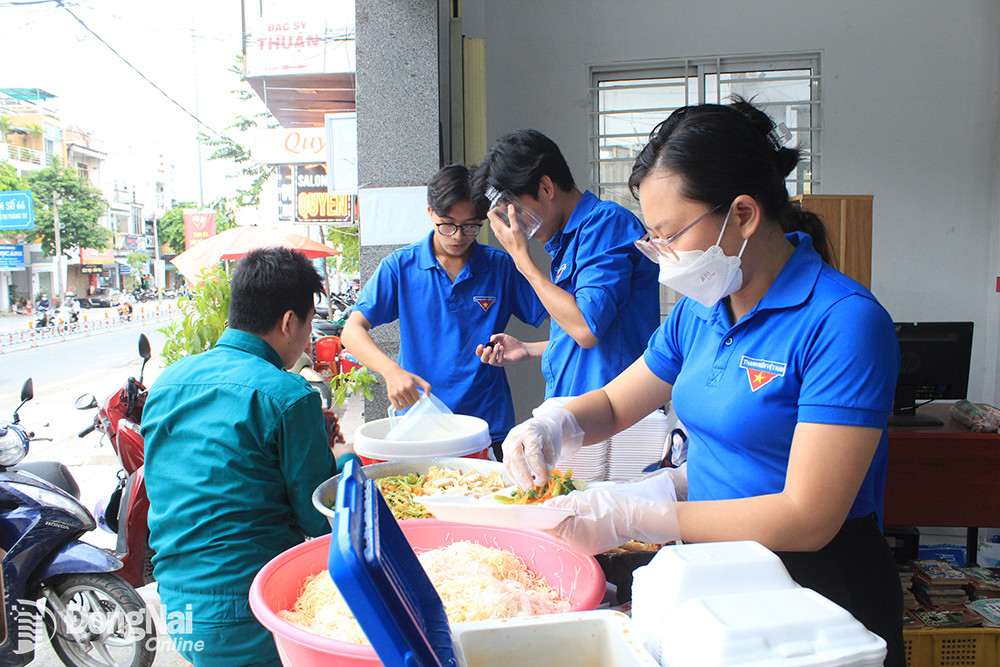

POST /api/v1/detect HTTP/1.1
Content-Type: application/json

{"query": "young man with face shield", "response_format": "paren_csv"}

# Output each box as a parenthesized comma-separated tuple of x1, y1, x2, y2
(500, 99, 903, 666)
(472, 129, 660, 401)
(340, 165, 546, 454)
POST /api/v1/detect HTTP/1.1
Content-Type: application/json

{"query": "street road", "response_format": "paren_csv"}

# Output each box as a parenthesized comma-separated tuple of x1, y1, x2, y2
(3, 322, 190, 666)
(0, 322, 169, 409)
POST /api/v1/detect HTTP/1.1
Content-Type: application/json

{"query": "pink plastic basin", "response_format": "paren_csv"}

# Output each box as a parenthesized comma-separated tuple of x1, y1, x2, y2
(249, 520, 606, 667)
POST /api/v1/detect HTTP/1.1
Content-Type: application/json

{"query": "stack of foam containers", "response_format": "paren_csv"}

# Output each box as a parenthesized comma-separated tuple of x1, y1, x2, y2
(606, 409, 670, 480)
(557, 436, 610, 481)
(630, 541, 887, 667)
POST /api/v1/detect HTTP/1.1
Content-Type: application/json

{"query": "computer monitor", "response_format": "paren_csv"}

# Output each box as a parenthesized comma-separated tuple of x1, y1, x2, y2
(889, 321, 974, 427)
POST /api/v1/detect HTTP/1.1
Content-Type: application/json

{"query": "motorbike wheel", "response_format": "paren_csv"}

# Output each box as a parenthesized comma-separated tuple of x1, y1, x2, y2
(310, 380, 333, 410)
(43, 572, 156, 667)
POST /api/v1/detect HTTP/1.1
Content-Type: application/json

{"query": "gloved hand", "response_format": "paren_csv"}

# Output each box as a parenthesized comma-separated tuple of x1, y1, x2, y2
(639, 462, 687, 501)
(542, 468, 681, 555)
(501, 407, 585, 489)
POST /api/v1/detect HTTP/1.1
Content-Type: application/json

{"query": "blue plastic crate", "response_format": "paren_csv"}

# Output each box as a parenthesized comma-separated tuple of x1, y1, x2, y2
(327, 459, 459, 667)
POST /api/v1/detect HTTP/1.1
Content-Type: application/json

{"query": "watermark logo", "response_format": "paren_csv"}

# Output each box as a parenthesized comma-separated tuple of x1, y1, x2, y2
(13, 598, 202, 655)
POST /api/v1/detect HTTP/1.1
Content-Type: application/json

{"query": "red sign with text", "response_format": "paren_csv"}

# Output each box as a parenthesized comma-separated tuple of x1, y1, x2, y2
(183, 210, 217, 250)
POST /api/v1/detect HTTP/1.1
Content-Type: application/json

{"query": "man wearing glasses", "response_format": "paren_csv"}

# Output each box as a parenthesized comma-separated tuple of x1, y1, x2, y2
(341, 165, 546, 455)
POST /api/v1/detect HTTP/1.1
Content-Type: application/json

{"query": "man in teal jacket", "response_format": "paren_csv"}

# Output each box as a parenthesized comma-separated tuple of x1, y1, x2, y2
(142, 247, 335, 667)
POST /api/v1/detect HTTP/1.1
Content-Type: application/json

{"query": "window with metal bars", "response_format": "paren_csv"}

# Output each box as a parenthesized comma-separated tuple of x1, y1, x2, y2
(589, 53, 821, 315)
(590, 52, 821, 215)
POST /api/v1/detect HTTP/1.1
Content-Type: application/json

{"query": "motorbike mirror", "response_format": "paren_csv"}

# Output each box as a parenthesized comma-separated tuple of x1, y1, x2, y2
(138, 334, 152, 361)
(13, 378, 33, 424)
(138, 333, 151, 384)
(75, 393, 99, 410)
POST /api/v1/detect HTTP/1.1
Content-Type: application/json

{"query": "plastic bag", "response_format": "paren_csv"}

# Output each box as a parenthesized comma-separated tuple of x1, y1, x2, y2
(385, 391, 459, 441)
(949, 400, 999, 433)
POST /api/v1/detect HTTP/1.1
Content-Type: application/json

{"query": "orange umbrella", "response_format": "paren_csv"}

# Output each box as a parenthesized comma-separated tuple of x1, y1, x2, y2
(171, 226, 340, 278)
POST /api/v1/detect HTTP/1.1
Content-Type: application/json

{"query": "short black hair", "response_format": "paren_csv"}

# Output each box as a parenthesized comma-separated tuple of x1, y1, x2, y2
(427, 165, 477, 218)
(228, 247, 323, 334)
(472, 129, 575, 209)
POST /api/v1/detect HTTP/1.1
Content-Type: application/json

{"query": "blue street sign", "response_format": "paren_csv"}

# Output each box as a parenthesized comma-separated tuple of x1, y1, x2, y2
(0, 190, 34, 230)
(0, 244, 26, 270)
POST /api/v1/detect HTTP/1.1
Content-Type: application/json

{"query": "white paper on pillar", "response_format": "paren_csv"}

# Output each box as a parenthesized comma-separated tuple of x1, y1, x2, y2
(358, 186, 431, 246)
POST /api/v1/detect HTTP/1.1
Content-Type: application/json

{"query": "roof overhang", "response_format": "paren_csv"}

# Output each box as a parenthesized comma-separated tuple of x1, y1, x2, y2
(67, 143, 107, 160)
(246, 72, 356, 128)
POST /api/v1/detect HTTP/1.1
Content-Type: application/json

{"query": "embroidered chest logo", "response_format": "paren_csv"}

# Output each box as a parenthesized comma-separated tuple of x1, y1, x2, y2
(739, 355, 787, 392)
(473, 296, 497, 312)
(555, 263, 568, 282)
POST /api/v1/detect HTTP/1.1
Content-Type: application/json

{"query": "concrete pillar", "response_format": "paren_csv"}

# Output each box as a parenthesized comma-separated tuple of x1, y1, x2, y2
(355, 0, 442, 421)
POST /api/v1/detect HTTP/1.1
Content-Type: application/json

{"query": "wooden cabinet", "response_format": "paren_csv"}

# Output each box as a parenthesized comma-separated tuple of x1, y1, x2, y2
(790, 194, 873, 290)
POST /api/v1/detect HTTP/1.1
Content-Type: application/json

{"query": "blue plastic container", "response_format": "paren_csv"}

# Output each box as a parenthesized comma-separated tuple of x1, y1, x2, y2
(327, 459, 459, 667)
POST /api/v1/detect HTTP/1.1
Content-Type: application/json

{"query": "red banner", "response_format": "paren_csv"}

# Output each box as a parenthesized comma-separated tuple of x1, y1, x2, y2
(183, 210, 217, 249)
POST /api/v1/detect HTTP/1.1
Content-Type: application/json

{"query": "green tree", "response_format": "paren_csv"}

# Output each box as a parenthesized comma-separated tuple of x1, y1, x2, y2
(126, 252, 150, 289)
(158, 265, 231, 365)
(157, 202, 197, 255)
(0, 160, 27, 192)
(14, 164, 110, 257)
(323, 225, 359, 277)
(157, 201, 238, 256)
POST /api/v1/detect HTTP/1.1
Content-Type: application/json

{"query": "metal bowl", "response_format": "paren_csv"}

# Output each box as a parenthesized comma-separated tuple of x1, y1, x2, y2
(312, 456, 511, 524)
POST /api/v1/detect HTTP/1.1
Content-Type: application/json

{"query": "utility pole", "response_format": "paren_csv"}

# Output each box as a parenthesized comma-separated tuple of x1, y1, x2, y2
(152, 213, 162, 301)
(192, 21, 204, 208)
(52, 193, 62, 303)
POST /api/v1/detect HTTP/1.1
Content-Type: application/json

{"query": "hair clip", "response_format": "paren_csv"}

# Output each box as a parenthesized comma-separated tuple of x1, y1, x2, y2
(768, 122, 792, 150)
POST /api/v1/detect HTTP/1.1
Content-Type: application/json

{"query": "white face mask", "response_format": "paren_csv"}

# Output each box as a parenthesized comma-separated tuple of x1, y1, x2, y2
(656, 207, 748, 307)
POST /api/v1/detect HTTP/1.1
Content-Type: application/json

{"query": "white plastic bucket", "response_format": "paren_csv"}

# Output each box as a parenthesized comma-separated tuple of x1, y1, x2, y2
(353, 415, 491, 465)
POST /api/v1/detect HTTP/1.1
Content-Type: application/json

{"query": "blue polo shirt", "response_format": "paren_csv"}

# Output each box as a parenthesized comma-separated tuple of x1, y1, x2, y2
(644, 233, 899, 522)
(542, 190, 659, 398)
(355, 232, 546, 441)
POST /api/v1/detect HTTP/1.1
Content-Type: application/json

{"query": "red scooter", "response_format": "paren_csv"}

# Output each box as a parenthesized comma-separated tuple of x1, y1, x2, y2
(75, 334, 153, 590)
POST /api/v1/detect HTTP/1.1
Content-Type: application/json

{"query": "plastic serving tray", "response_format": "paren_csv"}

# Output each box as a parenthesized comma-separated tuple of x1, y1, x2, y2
(327, 459, 459, 667)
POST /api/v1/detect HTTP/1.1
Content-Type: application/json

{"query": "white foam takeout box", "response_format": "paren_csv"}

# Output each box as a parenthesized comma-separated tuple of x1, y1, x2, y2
(451, 610, 658, 667)
(631, 541, 887, 667)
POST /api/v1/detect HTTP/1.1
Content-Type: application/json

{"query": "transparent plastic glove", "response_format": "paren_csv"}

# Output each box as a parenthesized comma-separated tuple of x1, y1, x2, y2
(501, 407, 584, 490)
(638, 462, 687, 501)
(542, 469, 681, 555)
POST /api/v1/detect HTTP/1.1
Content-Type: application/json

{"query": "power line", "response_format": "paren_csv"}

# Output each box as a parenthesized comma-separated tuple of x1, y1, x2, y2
(54, 0, 222, 138)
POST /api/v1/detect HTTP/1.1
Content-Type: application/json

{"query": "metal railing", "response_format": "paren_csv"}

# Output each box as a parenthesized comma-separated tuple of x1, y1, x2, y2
(1, 142, 44, 166)
(0, 304, 181, 352)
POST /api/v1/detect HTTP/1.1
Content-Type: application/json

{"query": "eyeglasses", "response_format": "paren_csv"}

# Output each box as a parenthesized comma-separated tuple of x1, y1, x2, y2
(635, 204, 724, 264)
(435, 222, 483, 237)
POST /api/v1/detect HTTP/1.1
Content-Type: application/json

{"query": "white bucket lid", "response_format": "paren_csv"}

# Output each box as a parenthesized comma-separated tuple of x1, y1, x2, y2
(353, 416, 490, 460)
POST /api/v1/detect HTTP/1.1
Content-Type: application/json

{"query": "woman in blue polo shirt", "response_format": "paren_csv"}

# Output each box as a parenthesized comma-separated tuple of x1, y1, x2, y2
(501, 98, 903, 666)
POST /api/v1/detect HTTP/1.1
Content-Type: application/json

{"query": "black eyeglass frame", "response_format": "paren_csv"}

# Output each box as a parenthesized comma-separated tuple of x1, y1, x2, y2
(434, 222, 483, 237)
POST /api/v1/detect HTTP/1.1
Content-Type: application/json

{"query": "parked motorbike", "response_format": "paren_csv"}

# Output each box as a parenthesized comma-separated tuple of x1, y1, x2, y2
(75, 335, 154, 592)
(1, 379, 156, 667)
(291, 350, 334, 410)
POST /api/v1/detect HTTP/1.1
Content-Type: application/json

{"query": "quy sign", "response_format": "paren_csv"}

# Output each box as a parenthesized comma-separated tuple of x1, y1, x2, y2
(251, 127, 326, 165)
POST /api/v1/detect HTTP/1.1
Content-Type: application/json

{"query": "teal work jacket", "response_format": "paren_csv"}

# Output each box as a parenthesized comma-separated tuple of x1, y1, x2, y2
(142, 328, 335, 621)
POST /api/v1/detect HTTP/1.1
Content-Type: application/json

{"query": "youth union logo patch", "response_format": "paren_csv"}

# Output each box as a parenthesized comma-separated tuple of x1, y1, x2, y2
(739, 355, 787, 392)
(473, 296, 497, 312)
